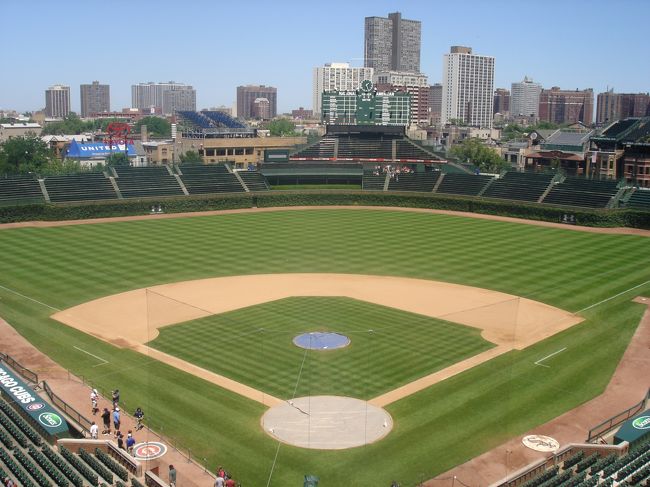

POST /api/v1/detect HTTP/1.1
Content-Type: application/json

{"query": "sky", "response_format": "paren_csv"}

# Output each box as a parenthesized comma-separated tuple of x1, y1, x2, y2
(1, 0, 649, 114)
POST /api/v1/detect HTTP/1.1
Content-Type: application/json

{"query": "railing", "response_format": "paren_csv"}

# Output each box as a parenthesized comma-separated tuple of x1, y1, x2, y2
(586, 388, 650, 443)
(145, 470, 170, 487)
(41, 380, 93, 436)
(0, 352, 38, 384)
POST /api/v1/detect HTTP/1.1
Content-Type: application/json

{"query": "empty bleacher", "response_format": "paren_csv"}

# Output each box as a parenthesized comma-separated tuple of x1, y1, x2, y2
(292, 137, 336, 159)
(177, 111, 214, 129)
(337, 138, 393, 160)
(543, 177, 619, 208)
(178, 164, 245, 194)
(0, 175, 44, 205)
(362, 172, 386, 190)
(436, 173, 494, 196)
(387, 172, 440, 192)
(201, 111, 247, 129)
(626, 188, 650, 210)
(394, 140, 439, 161)
(43, 173, 117, 203)
(113, 166, 184, 199)
(238, 171, 269, 191)
(483, 172, 554, 203)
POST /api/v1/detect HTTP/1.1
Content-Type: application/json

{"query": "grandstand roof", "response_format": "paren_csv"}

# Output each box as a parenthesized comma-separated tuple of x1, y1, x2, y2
(591, 117, 650, 145)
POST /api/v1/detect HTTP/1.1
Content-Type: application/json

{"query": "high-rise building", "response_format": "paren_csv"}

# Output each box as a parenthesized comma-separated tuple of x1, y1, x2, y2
(131, 82, 194, 114)
(441, 46, 495, 128)
(45, 85, 71, 118)
(252, 98, 271, 120)
(375, 71, 428, 125)
(80, 81, 110, 118)
(538, 87, 594, 125)
(428, 83, 443, 124)
(313, 63, 374, 116)
(364, 12, 421, 73)
(596, 90, 650, 125)
(511, 76, 542, 118)
(493, 88, 510, 116)
(236, 85, 277, 119)
(162, 86, 196, 115)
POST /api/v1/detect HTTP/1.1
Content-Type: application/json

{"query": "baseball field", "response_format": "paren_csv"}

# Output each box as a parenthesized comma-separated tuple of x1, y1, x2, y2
(0, 207, 649, 485)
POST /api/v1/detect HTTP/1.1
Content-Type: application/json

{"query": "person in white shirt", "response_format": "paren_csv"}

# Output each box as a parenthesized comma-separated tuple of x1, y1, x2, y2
(90, 422, 98, 439)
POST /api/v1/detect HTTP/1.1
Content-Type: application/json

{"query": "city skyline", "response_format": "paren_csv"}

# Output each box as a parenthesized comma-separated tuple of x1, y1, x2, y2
(1, 0, 648, 115)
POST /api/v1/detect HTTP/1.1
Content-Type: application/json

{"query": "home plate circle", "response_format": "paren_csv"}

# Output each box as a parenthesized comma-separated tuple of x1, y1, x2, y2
(262, 396, 392, 449)
(132, 442, 167, 460)
(522, 435, 560, 452)
(293, 332, 350, 350)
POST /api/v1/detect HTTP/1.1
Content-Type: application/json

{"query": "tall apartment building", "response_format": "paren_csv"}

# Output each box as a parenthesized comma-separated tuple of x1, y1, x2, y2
(538, 87, 594, 125)
(493, 88, 510, 116)
(80, 81, 110, 118)
(511, 76, 542, 118)
(364, 12, 421, 73)
(236, 85, 277, 119)
(162, 86, 196, 115)
(45, 85, 71, 118)
(596, 90, 650, 125)
(313, 63, 374, 116)
(131, 82, 195, 114)
(441, 46, 495, 128)
(375, 71, 429, 124)
(428, 83, 443, 123)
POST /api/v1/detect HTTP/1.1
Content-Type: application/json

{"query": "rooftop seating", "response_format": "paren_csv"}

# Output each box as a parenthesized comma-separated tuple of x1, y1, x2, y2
(0, 175, 44, 205)
(113, 166, 184, 199)
(483, 172, 554, 202)
(43, 173, 117, 203)
(435, 173, 494, 196)
(177, 111, 214, 129)
(543, 177, 618, 208)
(387, 172, 439, 192)
(238, 171, 269, 191)
(178, 164, 245, 194)
(201, 111, 247, 129)
(626, 188, 650, 210)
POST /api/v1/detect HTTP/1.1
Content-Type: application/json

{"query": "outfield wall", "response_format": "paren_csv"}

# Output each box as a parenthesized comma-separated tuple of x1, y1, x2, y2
(0, 191, 649, 228)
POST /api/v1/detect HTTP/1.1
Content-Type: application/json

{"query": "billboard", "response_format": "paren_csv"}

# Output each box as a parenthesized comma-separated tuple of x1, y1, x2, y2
(66, 139, 136, 158)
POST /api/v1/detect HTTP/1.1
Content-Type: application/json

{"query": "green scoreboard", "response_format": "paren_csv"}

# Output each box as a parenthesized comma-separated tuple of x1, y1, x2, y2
(321, 80, 411, 126)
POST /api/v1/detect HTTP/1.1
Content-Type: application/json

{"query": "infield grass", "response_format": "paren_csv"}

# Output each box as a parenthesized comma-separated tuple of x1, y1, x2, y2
(148, 296, 493, 399)
(0, 209, 649, 485)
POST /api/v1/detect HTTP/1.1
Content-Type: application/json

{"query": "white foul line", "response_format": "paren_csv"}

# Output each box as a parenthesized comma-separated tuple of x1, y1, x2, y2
(534, 348, 567, 368)
(0, 284, 61, 311)
(577, 279, 650, 313)
(73, 346, 109, 367)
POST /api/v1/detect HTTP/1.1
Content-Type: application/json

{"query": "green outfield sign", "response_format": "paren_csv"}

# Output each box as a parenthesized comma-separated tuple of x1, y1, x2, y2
(0, 363, 69, 436)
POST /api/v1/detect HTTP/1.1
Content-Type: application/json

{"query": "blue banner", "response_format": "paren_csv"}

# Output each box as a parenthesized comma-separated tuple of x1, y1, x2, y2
(67, 140, 136, 158)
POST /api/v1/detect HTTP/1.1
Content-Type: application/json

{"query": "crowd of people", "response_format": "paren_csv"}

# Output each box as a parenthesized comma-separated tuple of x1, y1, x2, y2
(370, 163, 415, 180)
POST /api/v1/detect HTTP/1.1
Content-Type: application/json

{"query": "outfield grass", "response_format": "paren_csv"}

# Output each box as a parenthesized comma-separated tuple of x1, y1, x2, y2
(0, 209, 649, 485)
(148, 296, 492, 399)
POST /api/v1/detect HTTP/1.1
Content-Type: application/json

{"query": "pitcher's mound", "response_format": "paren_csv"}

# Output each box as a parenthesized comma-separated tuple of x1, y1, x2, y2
(261, 395, 392, 449)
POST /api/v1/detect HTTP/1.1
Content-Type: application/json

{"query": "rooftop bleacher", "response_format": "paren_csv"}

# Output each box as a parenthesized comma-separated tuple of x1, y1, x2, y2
(483, 172, 554, 202)
(113, 166, 185, 199)
(43, 173, 118, 203)
(177, 111, 214, 129)
(201, 111, 247, 129)
(178, 164, 245, 194)
(435, 173, 494, 196)
(542, 177, 619, 208)
(0, 175, 44, 205)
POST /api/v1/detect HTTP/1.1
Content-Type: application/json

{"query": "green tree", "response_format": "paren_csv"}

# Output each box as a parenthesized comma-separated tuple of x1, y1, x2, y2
(449, 138, 510, 173)
(179, 150, 203, 164)
(133, 116, 171, 138)
(0, 135, 54, 174)
(42, 113, 95, 135)
(268, 118, 296, 136)
(105, 153, 131, 167)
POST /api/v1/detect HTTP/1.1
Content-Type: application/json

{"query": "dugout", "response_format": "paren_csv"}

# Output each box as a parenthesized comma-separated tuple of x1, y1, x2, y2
(614, 409, 650, 447)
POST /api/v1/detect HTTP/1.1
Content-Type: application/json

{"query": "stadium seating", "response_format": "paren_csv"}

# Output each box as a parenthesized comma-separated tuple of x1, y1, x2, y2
(482, 172, 554, 202)
(292, 137, 337, 159)
(387, 172, 440, 192)
(394, 140, 439, 161)
(43, 173, 117, 203)
(178, 164, 245, 194)
(201, 111, 247, 129)
(337, 138, 393, 160)
(238, 171, 269, 191)
(543, 177, 619, 208)
(113, 166, 185, 199)
(0, 175, 44, 205)
(435, 173, 494, 196)
(176, 111, 214, 129)
(362, 173, 386, 190)
(626, 188, 650, 210)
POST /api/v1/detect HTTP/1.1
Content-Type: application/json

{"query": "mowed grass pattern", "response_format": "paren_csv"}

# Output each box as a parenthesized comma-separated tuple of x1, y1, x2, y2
(149, 296, 493, 399)
(0, 209, 649, 485)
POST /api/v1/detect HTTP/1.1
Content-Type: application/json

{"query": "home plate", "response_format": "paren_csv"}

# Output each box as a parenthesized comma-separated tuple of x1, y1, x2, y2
(261, 395, 392, 449)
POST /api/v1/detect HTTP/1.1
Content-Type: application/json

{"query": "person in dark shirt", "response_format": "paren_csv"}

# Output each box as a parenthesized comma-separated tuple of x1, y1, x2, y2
(101, 408, 111, 435)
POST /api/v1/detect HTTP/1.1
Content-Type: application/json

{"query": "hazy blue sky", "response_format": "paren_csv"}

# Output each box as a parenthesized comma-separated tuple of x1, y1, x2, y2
(1, 0, 648, 114)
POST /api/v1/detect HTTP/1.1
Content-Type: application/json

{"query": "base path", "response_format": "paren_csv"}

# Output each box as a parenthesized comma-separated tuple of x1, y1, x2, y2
(52, 273, 581, 407)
